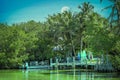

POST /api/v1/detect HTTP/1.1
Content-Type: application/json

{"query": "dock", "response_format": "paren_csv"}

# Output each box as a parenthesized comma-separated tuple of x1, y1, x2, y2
(23, 55, 114, 72)
(50, 57, 97, 69)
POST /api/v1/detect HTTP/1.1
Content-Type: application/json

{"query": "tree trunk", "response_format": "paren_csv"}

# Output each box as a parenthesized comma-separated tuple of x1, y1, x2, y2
(80, 37, 83, 51)
(116, 2, 120, 35)
(70, 34, 76, 56)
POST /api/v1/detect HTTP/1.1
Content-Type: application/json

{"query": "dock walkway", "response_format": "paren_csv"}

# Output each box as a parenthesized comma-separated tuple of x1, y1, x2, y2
(24, 55, 114, 71)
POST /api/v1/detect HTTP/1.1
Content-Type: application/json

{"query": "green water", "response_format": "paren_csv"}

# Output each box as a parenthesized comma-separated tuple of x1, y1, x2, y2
(0, 69, 119, 80)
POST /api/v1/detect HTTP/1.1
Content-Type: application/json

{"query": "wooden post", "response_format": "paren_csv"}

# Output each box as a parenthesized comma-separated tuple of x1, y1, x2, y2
(50, 58, 53, 69)
(85, 59, 88, 70)
(55, 58, 58, 69)
(95, 58, 99, 71)
(106, 54, 110, 72)
(67, 57, 69, 66)
(100, 54, 104, 71)
(72, 57, 75, 68)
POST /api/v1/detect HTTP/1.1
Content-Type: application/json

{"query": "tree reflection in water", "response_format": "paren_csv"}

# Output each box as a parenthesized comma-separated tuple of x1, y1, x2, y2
(49, 69, 95, 80)
(0, 69, 119, 80)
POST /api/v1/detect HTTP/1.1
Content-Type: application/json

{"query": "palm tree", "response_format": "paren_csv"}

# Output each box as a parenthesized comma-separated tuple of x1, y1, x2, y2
(47, 11, 77, 57)
(76, 2, 94, 51)
(101, 0, 120, 34)
(78, 2, 94, 15)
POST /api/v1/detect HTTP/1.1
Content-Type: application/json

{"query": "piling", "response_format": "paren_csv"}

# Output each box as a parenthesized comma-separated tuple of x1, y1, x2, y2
(72, 57, 75, 68)
(50, 58, 53, 69)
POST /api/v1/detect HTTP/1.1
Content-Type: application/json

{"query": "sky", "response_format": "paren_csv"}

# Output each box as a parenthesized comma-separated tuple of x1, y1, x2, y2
(0, 0, 112, 25)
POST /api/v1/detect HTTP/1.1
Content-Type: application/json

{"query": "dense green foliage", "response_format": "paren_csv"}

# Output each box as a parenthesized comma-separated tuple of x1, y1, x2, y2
(0, 2, 120, 70)
(100, 0, 120, 70)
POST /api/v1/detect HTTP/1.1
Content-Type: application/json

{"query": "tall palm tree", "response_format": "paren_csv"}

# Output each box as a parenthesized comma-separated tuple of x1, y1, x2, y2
(101, 0, 120, 34)
(78, 2, 94, 15)
(47, 11, 77, 56)
(77, 2, 94, 51)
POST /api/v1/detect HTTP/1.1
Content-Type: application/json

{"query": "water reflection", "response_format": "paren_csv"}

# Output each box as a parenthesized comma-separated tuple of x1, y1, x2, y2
(22, 69, 120, 80)
(49, 69, 95, 80)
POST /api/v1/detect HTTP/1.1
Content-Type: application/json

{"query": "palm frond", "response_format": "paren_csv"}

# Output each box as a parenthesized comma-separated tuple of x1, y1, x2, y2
(101, 5, 113, 11)
(109, 0, 116, 3)
(100, 0, 103, 3)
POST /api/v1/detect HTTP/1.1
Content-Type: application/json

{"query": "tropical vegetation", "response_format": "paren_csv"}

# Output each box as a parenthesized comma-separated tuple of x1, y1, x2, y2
(0, 1, 120, 70)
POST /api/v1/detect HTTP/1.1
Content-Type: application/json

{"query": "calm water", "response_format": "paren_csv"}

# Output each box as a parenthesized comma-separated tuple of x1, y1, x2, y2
(0, 69, 119, 80)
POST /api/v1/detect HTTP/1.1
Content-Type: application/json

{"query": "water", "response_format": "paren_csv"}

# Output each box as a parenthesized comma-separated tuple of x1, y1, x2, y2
(0, 69, 119, 80)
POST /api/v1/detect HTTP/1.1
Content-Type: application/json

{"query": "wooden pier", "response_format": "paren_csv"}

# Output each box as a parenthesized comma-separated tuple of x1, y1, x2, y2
(50, 57, 98, 69)
(23, 55, 114, 72)
(50, 55, 114, 71)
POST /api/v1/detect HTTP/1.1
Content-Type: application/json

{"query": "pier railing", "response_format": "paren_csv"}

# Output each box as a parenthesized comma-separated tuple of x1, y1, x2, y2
(50, 56, 114, 72)
(23, 55, 114, 72)
(50, 57, 98, 69)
